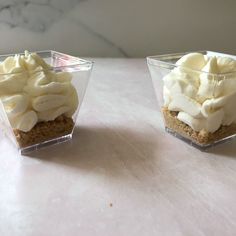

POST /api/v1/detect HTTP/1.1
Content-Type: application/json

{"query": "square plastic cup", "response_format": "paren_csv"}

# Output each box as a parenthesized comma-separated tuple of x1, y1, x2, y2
(0, 50, 93, 154)
(147, 51, 236, 150)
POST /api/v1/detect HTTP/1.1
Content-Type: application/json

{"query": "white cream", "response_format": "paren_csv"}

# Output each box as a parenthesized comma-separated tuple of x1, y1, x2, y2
(163, 52, 236, 133)
(0, 51, 78, 132)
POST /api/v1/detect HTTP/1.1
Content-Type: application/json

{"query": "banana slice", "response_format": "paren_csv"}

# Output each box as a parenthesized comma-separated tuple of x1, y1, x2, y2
(168, 94, 202, 118)
(1, 94, 29, 117)
(38, 106, 70, 121)
(32, 95, 67, 111)
(14, 110, 38, 132)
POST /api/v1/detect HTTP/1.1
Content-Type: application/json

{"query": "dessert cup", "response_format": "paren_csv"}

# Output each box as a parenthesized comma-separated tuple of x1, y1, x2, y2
(147, 51, 236, 149)
(0, 51, 93, 154)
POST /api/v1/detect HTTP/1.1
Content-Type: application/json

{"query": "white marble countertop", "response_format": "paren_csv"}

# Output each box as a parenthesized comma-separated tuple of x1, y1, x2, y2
(0, 59, 236, 236)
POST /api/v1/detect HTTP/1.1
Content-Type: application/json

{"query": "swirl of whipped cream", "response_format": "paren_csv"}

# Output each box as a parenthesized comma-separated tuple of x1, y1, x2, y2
(163, 52, 236, 133)
(0, 51, 78, 132)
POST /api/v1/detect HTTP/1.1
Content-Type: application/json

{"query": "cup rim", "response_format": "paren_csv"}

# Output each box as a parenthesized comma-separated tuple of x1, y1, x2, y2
(146, 50, 236, 77)
(0, 50, 94, 76)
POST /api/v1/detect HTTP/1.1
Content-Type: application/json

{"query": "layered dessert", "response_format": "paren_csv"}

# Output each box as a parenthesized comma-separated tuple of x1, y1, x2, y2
(162, 52, 236, 145)
(0, 51, 78, 148)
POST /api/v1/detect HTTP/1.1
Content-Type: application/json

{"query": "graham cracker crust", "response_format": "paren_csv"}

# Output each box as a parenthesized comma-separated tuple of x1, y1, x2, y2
(162, 107, 236, 145)
(14, 115, 74, 148)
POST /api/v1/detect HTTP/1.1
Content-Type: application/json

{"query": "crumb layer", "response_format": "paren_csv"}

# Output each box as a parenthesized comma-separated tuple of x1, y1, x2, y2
(162, 107, 236, 145)
(14, 115, 74, 148)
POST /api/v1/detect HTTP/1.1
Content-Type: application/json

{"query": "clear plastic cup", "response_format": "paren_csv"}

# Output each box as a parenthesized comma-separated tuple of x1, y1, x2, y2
(147, 51, 236, 149)
(0, 50, 93, 154)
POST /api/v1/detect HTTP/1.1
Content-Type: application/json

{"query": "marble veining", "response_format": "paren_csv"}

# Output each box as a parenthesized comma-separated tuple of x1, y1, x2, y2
(68, 17, 129, 57)
(0, 0, 234, 57)
(0, 0, 84, 31)
(0, 0, 129, 57)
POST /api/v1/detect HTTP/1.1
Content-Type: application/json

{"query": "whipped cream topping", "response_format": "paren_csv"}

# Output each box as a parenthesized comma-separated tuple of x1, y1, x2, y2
(0, 51, 78, 132)
(163, 52, 236, 133)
